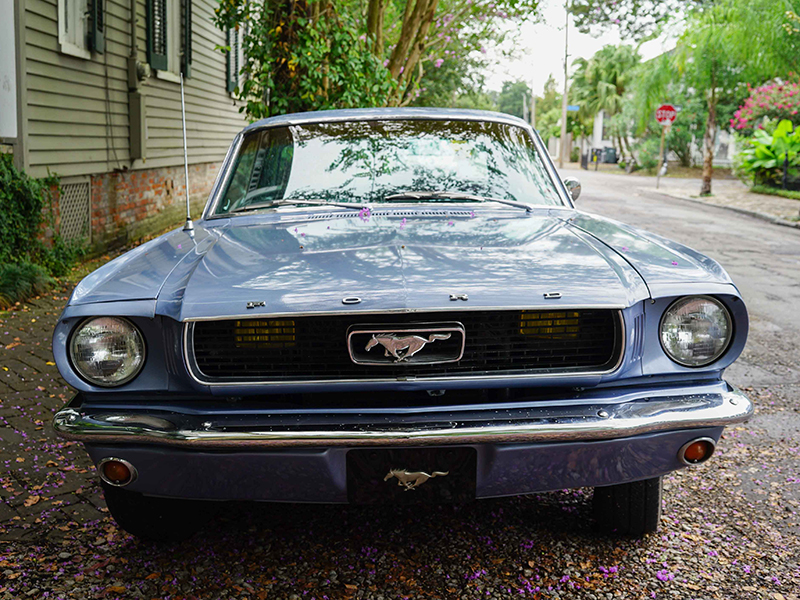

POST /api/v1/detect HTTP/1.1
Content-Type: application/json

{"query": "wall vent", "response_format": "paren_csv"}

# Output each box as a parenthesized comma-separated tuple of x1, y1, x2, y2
(59, 178, 91, 242)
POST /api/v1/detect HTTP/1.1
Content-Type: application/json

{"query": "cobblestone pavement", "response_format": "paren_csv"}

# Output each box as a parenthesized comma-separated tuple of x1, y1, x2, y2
(0, 289, 104, 543)
(0, 183, 799, 599)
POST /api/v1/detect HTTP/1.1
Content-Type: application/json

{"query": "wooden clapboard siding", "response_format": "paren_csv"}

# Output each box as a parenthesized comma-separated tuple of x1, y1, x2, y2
(24, 0, 246, 178)
(25, 0, 131, 175)
(140, 0, 245, 167)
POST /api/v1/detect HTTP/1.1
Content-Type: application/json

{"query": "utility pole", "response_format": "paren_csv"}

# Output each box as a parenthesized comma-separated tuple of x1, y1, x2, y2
(530, 92, 536, 128)
(522, 94, 529, 123)
(559, 1, 570, 169)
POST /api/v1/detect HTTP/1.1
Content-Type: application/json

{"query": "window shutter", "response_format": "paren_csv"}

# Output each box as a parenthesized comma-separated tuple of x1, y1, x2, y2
(89, 0, 105, 53)
(226, 28, 239, 93)
(181, 0, 192, 78)
(147, 0, 169, 71)
(235, 29, 240, 87)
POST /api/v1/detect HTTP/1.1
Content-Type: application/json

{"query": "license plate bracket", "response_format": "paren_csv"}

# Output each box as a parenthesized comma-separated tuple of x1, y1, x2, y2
(346, 447, 477, 504)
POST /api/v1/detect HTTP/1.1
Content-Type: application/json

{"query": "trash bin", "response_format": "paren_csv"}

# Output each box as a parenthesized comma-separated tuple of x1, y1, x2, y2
(602, 147, 617, 164)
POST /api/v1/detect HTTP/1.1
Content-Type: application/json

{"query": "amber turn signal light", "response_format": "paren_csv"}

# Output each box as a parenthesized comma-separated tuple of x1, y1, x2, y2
(98, 458, 137, 487)
(678, 438, 716, 465)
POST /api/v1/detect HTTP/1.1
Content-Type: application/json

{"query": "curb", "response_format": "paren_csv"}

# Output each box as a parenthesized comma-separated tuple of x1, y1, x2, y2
(639, 187, 800, 230)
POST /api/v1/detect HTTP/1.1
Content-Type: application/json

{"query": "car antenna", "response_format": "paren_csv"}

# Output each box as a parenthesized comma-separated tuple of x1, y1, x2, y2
(180, 72, 194, 232)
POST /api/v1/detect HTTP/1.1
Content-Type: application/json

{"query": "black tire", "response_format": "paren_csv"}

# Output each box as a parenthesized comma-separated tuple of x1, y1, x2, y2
(592, 476, 662, 537)
(101, 482, 216, 542)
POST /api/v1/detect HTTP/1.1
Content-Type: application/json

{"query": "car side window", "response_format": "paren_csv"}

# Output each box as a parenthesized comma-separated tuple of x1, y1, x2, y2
(217, 129, 295, 214)
(218, 133, 261, 214)
(253, 128, 294, 201)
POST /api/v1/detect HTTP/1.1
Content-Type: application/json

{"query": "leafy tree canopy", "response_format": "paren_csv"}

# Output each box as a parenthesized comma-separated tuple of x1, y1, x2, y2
(569, 0, 704, 40)
(533, 75, 562, 140)
(628, 0, 800, 193)
(214, 0, 543, 119)
(497, 80, 532, 119)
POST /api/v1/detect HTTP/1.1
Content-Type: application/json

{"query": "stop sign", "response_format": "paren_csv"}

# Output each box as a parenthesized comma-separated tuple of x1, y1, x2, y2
(656, 104, 677, 125)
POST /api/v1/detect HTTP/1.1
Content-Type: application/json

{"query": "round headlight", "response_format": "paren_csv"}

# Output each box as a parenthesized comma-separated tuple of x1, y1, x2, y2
(660, 296, 732, 367)
(70, 317, 145, 386)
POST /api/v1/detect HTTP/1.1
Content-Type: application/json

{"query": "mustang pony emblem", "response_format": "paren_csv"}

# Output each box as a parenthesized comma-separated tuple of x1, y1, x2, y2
(365, 333, 451, 362)
(384, 469, 449, 491)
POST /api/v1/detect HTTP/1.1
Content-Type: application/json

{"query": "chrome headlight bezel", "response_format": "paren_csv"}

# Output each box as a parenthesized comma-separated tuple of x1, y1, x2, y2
(68, 316, 147, 387)
(659, 295, 733, 368)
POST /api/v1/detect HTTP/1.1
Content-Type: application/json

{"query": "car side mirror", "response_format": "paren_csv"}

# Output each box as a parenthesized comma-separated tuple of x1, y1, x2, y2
(564, 178, 581, 202)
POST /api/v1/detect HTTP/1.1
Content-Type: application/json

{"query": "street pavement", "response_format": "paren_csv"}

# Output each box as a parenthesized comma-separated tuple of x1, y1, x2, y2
(570, 163, 800, 226)
(0, 172, 798, 599)
(566, 167, 800, 391)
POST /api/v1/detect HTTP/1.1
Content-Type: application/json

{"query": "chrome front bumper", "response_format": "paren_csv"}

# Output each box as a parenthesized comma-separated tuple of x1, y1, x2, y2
(52, 385, 753, 449)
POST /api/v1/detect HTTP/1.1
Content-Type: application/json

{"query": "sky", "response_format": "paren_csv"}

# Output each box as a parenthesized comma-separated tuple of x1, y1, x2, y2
(483, 0, 676, 96)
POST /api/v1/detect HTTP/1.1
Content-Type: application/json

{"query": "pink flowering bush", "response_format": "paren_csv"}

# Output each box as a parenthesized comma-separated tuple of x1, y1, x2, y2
(731, 81, 800, 134)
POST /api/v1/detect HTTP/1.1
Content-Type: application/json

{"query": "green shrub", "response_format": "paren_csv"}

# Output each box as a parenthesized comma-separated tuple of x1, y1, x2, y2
(37, 236, 86, 277)
(0, 261, 53, 310)
(635, 137, 661, 173)
(0, 154, 58, 264)
(0, 154, 86, 306)
(737, 119, 800, 187)
(751, 184, 800, 200)
(570, 147, 580, 163)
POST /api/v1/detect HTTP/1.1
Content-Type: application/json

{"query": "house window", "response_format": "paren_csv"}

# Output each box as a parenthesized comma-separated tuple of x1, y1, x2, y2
(147, 0, 192, 80)
(58, 0, 90, 59)
(57, 0, 103, 58)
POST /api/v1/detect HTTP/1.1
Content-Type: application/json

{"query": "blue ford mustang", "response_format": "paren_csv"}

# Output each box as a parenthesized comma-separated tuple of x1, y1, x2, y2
(52, 108, 752, 541)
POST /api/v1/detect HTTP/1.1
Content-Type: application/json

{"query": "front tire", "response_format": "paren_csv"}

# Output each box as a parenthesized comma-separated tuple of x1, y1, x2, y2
(101, 482, 216, 542)
(592, 476, 662, 537)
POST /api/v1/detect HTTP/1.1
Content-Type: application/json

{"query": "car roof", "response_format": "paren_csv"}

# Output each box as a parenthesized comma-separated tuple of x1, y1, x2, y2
(241, 107, 533, 135)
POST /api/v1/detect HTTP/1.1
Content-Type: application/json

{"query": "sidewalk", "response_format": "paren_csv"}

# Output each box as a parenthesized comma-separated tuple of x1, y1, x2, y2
(563, 165, 800, 229)
(639, 178, 800, 229)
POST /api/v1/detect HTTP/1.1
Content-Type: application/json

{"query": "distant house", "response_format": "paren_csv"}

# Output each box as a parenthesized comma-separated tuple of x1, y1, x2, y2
(545, 111, 616, 164)
(1, 0, 247, 248)
(591, 110, 615, 154)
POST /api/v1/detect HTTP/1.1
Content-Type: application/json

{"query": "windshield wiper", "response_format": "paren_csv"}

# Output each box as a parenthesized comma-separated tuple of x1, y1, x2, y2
(383, 190, 533, 212)
(231, 197, 366, 213)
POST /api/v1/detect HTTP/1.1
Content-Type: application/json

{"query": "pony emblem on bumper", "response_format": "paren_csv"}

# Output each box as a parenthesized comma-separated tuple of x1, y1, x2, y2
(384, 469, 449, 491)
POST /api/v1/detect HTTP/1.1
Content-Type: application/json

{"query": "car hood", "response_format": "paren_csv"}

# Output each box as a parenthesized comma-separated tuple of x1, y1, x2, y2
(160, 209, 651, 321)
(68, 207, 735, 322)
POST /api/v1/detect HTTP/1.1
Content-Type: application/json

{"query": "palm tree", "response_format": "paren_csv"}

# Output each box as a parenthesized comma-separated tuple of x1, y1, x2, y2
(571, 45, 641, 163)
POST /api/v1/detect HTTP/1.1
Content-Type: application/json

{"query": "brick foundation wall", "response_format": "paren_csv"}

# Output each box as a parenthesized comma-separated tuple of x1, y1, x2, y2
(90, 162, 220, 250)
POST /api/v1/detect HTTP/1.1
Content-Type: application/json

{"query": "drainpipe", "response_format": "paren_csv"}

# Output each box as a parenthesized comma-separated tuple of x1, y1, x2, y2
(128, 0, 149, 160)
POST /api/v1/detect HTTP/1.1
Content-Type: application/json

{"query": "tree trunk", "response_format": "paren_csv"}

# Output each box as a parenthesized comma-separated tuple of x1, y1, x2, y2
(614, 135, 624, 162)
(308, 0, 320, 23)
(388, 0, 435, 80)
(366, 0, 385, 56)
(701, 90, 717, 196)
(395, 0, 439, 98)
(376, 3, 384, 56)
(621, 135, 636, 167)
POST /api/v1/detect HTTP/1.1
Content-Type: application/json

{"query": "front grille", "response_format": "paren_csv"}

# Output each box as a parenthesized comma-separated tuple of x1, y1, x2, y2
(189, 310, 622, 383)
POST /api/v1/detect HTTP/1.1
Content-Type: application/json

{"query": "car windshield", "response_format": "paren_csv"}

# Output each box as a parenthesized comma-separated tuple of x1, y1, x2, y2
(213, 119, 564, 215)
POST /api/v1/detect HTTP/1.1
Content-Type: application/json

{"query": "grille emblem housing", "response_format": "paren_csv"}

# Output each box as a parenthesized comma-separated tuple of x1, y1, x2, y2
(348, 323, 466, 366)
